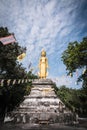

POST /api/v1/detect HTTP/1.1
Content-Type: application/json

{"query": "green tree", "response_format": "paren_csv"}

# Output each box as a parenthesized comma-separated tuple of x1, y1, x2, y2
(61, 37, 87, 88)
(0, 27, 27, 121)
(27, 70, 38, 79)
(61, 37, 87, 116)
(57, 85, 73, 110)
(52, 83, 85, 116)
(0, 27, 27, 79)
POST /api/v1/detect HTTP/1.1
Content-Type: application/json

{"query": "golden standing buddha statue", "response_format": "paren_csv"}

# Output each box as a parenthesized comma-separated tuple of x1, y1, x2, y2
(38, 50, 48, 79)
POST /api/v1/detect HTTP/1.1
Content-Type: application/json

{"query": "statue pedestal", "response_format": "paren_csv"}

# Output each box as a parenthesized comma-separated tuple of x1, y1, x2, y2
(7, 79, 77, 124)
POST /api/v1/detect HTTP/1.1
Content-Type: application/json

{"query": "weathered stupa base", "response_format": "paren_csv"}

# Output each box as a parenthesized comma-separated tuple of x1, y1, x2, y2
(6, 79, 78, 124)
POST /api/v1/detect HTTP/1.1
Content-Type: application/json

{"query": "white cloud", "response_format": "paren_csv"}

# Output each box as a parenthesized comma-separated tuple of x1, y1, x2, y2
(44, 0, 56, 15)
(50, 75, 73, 88)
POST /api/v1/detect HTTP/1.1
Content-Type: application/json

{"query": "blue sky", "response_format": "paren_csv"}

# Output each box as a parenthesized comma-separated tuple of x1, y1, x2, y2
(0, 0, 87, 88)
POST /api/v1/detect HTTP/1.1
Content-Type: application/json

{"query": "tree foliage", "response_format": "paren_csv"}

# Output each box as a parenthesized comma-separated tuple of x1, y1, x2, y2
(53, 84, 87, 117)
(61, 37, 87, 117)
(61, 37, 87, 88)
(0, 27, 27, 79)
(0, 27, 30, 121)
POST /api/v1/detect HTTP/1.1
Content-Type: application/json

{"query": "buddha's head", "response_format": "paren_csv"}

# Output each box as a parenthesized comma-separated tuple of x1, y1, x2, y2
(41, 49, 46, 57)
